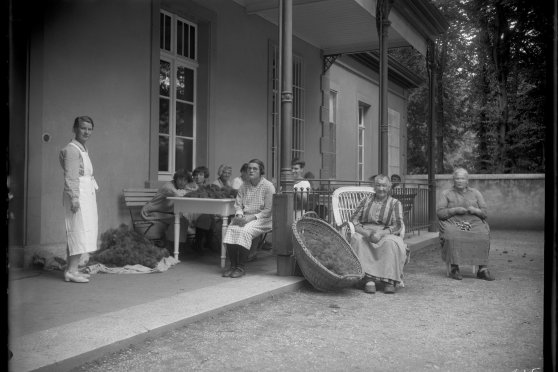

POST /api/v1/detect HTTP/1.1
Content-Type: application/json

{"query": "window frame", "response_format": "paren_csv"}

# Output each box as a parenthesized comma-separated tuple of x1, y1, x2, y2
(268, 43, 305, 182)
(158, 10, 198, 181)
(357, 104, 366, 181)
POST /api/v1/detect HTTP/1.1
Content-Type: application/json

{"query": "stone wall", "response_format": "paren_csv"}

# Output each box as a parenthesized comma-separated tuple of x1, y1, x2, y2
(405, 174, 545, 230)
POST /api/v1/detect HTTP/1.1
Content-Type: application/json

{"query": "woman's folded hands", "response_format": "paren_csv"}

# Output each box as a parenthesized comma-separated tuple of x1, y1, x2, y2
(367, 230, 384, 244)
(230, 214, 256, 227)
(451, 207, 468, 215)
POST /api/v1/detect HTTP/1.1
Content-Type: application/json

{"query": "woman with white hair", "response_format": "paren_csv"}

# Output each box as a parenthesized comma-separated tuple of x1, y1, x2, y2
(349, 174, 408, 294)
(213, 164, 233, 189)
(437, 167, 494, 281)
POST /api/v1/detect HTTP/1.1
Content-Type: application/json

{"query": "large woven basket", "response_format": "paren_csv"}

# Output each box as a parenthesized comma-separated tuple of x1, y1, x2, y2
(292, 214, 364, 292)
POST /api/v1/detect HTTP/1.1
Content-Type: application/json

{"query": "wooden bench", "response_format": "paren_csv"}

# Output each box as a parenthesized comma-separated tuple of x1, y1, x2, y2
(123, 189, 268, 258)
(123, 188, 160, 236)
(123, 188, 197, 249)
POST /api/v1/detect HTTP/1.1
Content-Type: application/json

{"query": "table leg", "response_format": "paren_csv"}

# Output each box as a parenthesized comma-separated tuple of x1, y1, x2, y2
(221, 215, 229, 269)
(174, 212, 181, 261)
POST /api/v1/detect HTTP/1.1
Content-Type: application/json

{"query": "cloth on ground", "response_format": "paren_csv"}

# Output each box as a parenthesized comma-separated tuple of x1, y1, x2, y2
(83, 256, 179, 274)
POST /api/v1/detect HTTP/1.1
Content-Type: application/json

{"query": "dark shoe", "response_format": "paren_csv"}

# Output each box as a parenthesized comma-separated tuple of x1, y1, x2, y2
(449, 268, 463, 280)
(230, 267, 246, 278)
(477, 268, 495, 281)
(383, 283, 395, 294)
(222, 267, 235, 277)
(364, 281, 376, 294)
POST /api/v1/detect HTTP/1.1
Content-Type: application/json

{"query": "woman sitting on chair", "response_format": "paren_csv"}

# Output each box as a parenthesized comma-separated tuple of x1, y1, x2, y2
(140, 170, 197, 246)
(212, 164, 233, 189)
(349, 174, 408, 294)
(222, 159, 275, 278)
(437, 167, 494, 281)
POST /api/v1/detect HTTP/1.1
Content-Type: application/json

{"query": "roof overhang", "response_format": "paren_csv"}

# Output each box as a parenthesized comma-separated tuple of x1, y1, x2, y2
(232, 0, 448, 56)
(350, 52, 425, 89)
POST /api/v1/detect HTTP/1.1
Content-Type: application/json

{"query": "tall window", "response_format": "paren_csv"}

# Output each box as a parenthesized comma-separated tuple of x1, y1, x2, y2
(159, 11, 198, 180)
(291, 55, 305, 161)
(357, 104, 367, 180)
(269, 44, 305, 181)
(328, 90, 337, 178)
(388, 108, 401, 177)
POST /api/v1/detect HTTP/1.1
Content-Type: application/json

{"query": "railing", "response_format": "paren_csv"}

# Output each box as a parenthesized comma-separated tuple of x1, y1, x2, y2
(290, 179, 431, 234)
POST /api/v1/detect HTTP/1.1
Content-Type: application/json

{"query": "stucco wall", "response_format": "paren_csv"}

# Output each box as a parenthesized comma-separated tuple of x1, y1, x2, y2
(27, 0, 153, 247)
(198, 0, 323, 180)
(329, 57, 408, 181)
(22, 0, 325, 253)
(18, 0, 412, 268)
(405, 174, 545, 230)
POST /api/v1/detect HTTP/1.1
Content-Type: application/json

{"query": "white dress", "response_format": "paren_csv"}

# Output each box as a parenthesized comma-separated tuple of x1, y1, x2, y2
(63, 142, 99, 255)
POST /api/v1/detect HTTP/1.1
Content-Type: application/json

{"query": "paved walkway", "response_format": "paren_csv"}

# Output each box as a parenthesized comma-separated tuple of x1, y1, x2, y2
(8, 233, 438, 372)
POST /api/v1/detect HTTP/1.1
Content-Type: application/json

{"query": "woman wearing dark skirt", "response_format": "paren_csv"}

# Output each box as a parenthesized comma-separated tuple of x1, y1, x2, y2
(437, 168, 495, 281)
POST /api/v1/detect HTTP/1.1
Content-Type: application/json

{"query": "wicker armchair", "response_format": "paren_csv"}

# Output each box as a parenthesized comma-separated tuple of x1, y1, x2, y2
(331, 186, 406, 240)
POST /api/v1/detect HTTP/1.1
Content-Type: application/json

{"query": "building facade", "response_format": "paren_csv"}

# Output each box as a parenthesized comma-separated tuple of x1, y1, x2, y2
(8, 0, 446, 267)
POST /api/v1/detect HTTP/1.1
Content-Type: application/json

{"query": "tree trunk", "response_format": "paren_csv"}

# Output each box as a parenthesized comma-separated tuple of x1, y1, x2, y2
(491, 1, 511, 172)
(435, 34, 448, 173)
(477, 63, 491, 172)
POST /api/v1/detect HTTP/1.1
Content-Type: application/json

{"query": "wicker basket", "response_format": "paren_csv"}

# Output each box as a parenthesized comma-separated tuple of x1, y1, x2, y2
(292, 214, 364, 292)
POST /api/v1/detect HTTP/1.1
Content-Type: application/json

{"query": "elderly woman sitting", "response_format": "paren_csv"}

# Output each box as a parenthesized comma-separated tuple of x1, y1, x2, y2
(437, 167, 494, 281)
(349, 174, 408, 294)
(222, 159, 275, 278)
(213, 164, 233, 189)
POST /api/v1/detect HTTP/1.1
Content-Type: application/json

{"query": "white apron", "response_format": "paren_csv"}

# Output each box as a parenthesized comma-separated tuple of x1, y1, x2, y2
(64, 142, 99, 255)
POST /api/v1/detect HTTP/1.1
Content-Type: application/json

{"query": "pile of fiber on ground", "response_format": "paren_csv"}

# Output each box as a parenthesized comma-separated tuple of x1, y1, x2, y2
(90, 224, 169, 269)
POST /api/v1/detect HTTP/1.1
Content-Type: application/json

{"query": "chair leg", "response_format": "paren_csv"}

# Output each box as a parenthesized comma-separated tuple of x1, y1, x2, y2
(472, 265, 476, 275)
(257, 232, 269, 251)
(446, 262, 451, 277)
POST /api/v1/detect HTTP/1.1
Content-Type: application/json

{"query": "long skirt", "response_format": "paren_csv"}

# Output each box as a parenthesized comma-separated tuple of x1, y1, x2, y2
(223, 216, 271, 250)
(350, 225, 408, 286)
(438, 216, 490, 265)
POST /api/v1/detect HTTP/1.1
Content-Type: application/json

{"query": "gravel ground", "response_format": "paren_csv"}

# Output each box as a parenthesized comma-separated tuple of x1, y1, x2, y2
(72, 229, 545, 372)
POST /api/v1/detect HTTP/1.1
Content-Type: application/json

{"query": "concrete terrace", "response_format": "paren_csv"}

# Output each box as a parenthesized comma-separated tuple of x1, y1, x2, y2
(8, 233, 438, 372)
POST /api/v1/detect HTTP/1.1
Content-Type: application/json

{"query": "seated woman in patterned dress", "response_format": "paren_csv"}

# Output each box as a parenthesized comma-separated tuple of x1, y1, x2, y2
(437, 167, 495, 281)
(222, 159, 275, 278)
(349, 174, 408, 294)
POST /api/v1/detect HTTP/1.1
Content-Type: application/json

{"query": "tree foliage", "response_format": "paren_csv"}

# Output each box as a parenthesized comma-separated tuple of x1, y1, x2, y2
(395, 0, 551, 174)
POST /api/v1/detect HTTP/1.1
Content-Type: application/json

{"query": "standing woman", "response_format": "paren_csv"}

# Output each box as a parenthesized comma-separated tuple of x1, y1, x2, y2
(59, 116, 99, 283)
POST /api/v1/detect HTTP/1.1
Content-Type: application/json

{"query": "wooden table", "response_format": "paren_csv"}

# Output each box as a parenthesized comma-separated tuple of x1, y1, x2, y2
(167, 197, 236, 268)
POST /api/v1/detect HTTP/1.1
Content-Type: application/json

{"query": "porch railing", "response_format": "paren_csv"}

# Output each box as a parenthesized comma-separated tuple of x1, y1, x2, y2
(290, 179, 432, 234)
